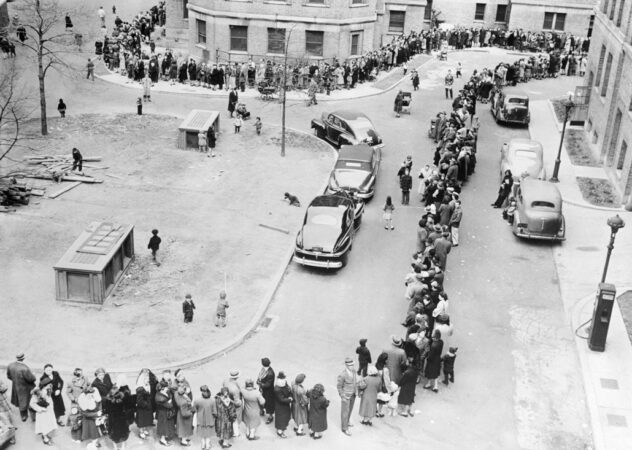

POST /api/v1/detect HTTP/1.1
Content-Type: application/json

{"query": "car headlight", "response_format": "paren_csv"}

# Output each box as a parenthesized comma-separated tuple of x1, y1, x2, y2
(296, 230, 303, 248)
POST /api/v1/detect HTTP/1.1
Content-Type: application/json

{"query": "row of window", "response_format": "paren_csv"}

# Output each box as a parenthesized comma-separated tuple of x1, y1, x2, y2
(602, 0, 626, 27)
(473, 4, 565, 30)
(197, 20, 365, 56)
(594, 45, 613, 97)
(473, 3, 509, 22)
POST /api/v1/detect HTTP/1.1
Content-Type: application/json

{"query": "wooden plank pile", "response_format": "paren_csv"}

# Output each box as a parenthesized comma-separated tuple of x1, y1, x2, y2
(23, 154, 105, 184)
(0, 179, 32, 207)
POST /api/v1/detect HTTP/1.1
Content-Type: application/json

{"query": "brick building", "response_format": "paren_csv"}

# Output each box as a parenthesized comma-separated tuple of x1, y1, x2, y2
(583, 0, 632, 205)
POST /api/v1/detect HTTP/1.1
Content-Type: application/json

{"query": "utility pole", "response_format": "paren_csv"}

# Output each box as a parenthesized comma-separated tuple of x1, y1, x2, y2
(281, 25, 296, 157)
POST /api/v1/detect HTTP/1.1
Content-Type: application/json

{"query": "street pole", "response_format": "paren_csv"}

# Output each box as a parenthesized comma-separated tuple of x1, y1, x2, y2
(281, 25, 296, 157)
(600, 215, 626, 283)
(550, 93, 574, 183)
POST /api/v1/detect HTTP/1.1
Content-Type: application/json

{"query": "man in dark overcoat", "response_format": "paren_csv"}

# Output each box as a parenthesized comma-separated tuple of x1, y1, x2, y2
(228, 88, 238, 118)
(6, 353, 36, 421)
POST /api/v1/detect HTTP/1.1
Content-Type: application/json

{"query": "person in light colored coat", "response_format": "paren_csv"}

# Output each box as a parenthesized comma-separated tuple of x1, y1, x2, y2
(357, 366, 381, 425)
(241, 379, 265, 440)
(193, 386, 216, 450)
(291, 374, 309, 435)
(222, 370, 243, 437)
(383, 337, 407, 384)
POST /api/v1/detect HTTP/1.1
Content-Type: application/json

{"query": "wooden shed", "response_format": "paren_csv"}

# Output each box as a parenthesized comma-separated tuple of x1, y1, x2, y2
(54, 222, 135, 304)
(177, 110, 220, 150)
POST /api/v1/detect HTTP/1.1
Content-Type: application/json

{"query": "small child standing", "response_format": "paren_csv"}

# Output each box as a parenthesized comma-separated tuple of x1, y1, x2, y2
(198, 131, 207, 154)
(147, 229, 162, 266)
(254, 117, 262, 135)
(456, 62, 462, 78)
(441, 347, 458, 385)
(386, 383, 400, 416)
(355, 339, 372, 376)
(234, 114, 242, 133)
(383, 196, 395, 230)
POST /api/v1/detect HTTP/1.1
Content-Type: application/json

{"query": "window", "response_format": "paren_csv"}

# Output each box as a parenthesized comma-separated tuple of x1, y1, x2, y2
(306, 0, 325, 3)
(617, 0, 625, 26)
(554, 14, 566, 31)
(351, 0, 367, 4)
(588, 15, 595, 37)
(230, 26, 248, 52)
(543, 12, 566, 31)
(305, 31, 324, 56)
(495, 5, 508, 22)
(267, 28, 285, 54)
(475, 3, 486, 21)
(183, 0, 189, 19)
(424, 0, 433, 20)
(595, 45, 606, 87)
(617, 141, 628, 171)
(601, 52, 613, 97)
(351, 33, 361, 56)
(602, 0, 610, 13)
(609, 0, 617, 20)
(587, 70, 594, 87)
(196, 19, 206, 44)
(389, 11, 405, 33)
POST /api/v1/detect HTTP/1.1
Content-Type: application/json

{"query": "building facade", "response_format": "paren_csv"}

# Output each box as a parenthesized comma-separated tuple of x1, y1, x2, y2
(0, 0, 9, 32)
(583, 0, 632, 204)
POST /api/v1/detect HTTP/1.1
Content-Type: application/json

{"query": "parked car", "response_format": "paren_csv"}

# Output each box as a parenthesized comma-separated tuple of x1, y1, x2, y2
(326, 144, 381, 200)
(491, 92, 530, 125)
(293, 192, 363, 269)
(512, 178, 565, 241)
(500, 138, 546, 182)
(311, 110, 383, 148)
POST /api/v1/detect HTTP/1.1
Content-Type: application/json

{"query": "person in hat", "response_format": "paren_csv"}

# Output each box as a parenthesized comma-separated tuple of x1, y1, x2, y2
(449, 199, 463, 246)
(257, 358, 275, 424)
(147, 229, 161, 265)
(182, 294, 196, 323)
(155, 380, 176, 446)
(6, 353, 36, 422)
(400, 168, 413, 205)
(382, 336, 407, 385)
(358, 365, 380, 425)
(291, 374, 308, 435)
(222, 369, 243, 437)
(29, 385, 57, 445)
(241, 379, 264, 440)
(273, 371, 292, 438)
(442, 347, 458, 385)
(174, 383, 195, 446)
(216, 290, 229, 327)
(336, 357, 357, 436)
(434, 231, 452, 270)
(92, 367, 113, 398)
(215, 387, 236, 448)
(39, 364, 65, 426)
(355, 339, 372, 377)
(194, 385, 216, 450)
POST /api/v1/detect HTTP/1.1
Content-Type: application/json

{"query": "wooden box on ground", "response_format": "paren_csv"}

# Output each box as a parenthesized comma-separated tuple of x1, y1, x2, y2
(54, 222, 135, 304)
(177, 110, 220, 149)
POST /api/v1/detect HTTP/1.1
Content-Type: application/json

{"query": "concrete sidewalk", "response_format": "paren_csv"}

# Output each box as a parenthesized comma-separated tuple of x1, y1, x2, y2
(529, 98, 632, 449)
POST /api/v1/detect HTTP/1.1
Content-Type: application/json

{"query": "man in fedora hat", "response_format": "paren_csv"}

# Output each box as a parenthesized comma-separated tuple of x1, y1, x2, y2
(6, 353, 36, 422)
(223, 369, 243, 437)
(383, 336, 407, 385)
(336, 357, 357, 436)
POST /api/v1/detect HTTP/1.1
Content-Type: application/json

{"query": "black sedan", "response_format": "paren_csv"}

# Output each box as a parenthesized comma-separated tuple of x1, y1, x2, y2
(311, 110, 383, 148)
(326, 144, 381, 200)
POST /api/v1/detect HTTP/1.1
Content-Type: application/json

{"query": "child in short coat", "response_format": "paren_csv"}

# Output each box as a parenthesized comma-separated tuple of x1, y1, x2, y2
(234, 114, 242, 133)
(355, 339, 372, 376)
(386, 383, 399, 416)
(441, 347, 458, 384)
(254, 117, 262, 135)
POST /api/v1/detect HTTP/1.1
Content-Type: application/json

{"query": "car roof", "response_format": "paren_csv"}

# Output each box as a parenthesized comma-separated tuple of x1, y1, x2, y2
(332, 110, 370, 121)
(520, 179, 562, 207)
(507, 139, 543, 155)
(338, 144, 373, 162)
(309, 193, 354, 209)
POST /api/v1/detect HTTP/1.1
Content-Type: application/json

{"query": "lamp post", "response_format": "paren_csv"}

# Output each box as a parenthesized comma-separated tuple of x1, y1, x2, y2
(601, 214, 626, 283)
(281, 25, 297, 157)
(550, 92, 575, 183)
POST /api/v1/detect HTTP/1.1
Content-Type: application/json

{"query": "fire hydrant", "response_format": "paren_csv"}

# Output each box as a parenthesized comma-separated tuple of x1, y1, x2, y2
(136, 97, 142, 115)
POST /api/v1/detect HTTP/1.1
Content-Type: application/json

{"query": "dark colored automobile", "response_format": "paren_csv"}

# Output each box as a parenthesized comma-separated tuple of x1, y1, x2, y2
(293, 192, 363, 269)
(311, 110, 383, 148)
(491, 92, 530, 125)
(512, 178, 565, 241)
(326, 144, 381, 200)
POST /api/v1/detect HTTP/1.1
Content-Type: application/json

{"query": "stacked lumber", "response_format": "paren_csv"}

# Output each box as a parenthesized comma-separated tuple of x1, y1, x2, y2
(23, 154, 104, 184)
(0, 179, 32, 206)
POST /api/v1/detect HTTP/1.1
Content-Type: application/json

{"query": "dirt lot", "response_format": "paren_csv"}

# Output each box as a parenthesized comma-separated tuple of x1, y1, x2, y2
(0, 114, 334, 370)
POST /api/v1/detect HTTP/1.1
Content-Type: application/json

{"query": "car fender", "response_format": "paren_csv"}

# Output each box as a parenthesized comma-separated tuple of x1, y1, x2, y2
(338, 133, 354, 146)
(311, 118, 325, 131)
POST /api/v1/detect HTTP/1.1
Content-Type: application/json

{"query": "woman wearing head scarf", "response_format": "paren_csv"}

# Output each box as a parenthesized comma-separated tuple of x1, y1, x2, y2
(307, 383, 328, 439)
(91, 368, 113, 398)
(29, 385, 57, 445)
(174, 384, 195, 446)
(358, 365, 381, 425)
(134, 368, 157, 439)
(241, 379, 264, 440)
(375, 352, 392, 417)
(39, 364, 65, 426)
(214, 387, 236, 448)
(273, 372, 292, 438)
(77, 385, 102, 447)
(256, 357, 275, 424)
(155, 381, 176, 446)
(193, 386, 216, 450)
(291, 374, 309, 435)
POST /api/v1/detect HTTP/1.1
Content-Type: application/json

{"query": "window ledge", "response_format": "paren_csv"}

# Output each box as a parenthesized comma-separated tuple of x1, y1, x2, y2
(473, 19, 485, 23)
(303, 3, 330, 8)
(263, 0, 290, 4)
(195, 43, 207, 50)
(494, 21, 507, 24)
(350, 3, 369, 8)
(229, 50, 249, 55)
(227, 0, 253, 2)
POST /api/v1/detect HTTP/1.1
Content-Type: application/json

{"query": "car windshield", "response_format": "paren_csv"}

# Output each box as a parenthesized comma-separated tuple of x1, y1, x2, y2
(507, 97, 528, 106)
(335, 161, 371, 171)
(531, 201, 556, 209)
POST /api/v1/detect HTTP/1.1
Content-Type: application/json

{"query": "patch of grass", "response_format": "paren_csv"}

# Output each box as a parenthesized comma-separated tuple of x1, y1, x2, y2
(551, 97, 568, 123)
(618, 291, 632, 346)
(576, 177, 620, 207)
(565, 129, 599, 167)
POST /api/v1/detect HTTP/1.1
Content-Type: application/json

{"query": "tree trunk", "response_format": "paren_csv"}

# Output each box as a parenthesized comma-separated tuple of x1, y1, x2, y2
(38, 58, 47, 136)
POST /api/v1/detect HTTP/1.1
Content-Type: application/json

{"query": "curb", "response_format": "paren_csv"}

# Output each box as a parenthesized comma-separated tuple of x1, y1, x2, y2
(0, 125, 338, 377)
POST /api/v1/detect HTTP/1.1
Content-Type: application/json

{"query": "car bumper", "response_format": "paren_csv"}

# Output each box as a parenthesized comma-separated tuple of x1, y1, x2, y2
(292, 255, 343, 269)
(294, 243, 350, 269)
(513, 228, 565, 241)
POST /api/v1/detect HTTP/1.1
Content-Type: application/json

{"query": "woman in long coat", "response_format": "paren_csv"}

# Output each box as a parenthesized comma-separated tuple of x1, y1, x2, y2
(215, 387, 236, 449)
(398, 365, 417, 417)
(103, 385, 132, 449)
(39, 364, 65, 426)
(256, 358, 275, 424)
(193, 385, 216, 450)
(135, 386, 154, 439)
(394, 90, 404, 117)
(66, 368, 89, 408)
(174, 385, 194, 446)
(291, 374, 309, 435)
(358, 365, 381, 425)
(91, 368, 113, 399)
(424, 329, 444, 392)
(375, 353, 392, 417)
(307, 383, 328, 439)
(155, 382, 176, 446)
(29, 386, 57, 445)
(273, 372, 292, 438)
(77, 386, 102, 447)
(241, 379, 265, 440)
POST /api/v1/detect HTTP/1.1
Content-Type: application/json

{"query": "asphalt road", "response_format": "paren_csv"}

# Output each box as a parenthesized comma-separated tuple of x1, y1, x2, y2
(4, 14, 591, 446)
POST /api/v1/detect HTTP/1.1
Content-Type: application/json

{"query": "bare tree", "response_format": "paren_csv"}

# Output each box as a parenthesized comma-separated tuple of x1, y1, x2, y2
(12, 0, 77, 136)
(0, 62, 29, 164)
